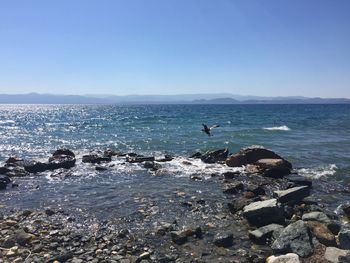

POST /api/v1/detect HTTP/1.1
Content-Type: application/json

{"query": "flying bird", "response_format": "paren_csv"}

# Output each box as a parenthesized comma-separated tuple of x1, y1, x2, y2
(202, 124, 220, 136)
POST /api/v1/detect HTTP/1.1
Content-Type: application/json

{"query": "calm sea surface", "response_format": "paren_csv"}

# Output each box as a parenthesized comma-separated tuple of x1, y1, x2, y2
(1, 104, 349, 218)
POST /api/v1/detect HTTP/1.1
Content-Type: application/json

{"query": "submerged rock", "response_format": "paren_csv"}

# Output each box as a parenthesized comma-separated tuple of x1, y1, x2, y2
(243, 198, 284, 226)
(201, 148, 229, 163)
(271, 220, 314, 257)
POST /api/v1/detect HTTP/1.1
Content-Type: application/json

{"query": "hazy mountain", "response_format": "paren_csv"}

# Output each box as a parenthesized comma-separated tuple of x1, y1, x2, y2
(0, 93, 349, 104)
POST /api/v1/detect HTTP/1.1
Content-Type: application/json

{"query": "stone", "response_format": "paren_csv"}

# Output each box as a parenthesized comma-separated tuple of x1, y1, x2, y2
(15, 229, 32, 246)
(0, 174, 11, 190)
(223, 171, 240, 179)
(170, 230, 188, 245)
(342, 204, 350, 218)
(286, 176, 312, 187)
(306, 221, 336, 246)
(266, 253, 300, 263)
(52, 149, 75, 157)
(222, 182, 244, 194)
(249, 224, 284, 244)
(271, 220, 314, 258)
(21, 160, 48, 173)
(256, 158, 292, 178)
(226, 146, 292, 168)
(156, 154, 173, 162)
(82, 154, 111, 163)
(338, 229, 350, 249)
(273, 186, 310, 204)
(48, 154, 76, 170)
(324, 247, 350, 263)
(136, 252, 151, 263)
(104, 149, 125, 157)
(5, 156, 23, 164)
(213, 232, 233, 247)
(302, 211, 331, 224)
(127, 156, 155, 163)
(95, 165, 108, 171)
(243, 199, 284, 226)
(228, 197, 250, 214)
(201, 148, 229, 163)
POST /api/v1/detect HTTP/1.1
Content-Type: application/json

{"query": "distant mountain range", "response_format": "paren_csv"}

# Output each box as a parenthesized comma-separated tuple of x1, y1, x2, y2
(0, 93, 349, 104)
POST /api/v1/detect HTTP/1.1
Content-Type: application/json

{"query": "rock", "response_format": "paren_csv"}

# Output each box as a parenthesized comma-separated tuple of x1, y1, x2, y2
(302, 211, 331, 224)
(342, 204, 350, 218)
(226, 146, 292, 168)
(15, 229, 33, 246)
(136, 252, 151, 263)
(256, 158, 292, 178)
(338, 229, 350, 249)
(306, 221, 337, 246)
(104, 149, 124, 157)
(156, 222, 174, 236)
(5, 156, 23, 164)
(54, 251, 74, 262)
(52, 149, 75, 157)
(0, 174, 11, 190)
(170, 230, 188, 245)
(273, 186, 310, 204)
(243, 199, 284, 226)
(286, 176, 312, 187)
(4, 166, 29, 177)
(95, 165, 108, 171)
(271, 220, 314, 258)
(82, 154, 112, 163)
(20, 160, 48, 173)
(45, 209, 55, 216)
(156, 155, 173, 162)
(144, 161, 155, 169)
(201, 148, 229, 163)
(328, 220, 342, 235)
(190, 152, 202, 158)
(213, 232, 233, 247)
(127, 156, 155, 163)
(222, 182, 244, 194)
(223, 171, 240, 179)
(266, 253, 300, 263)
(228, 197, 250, 214)
(48, 154, 76, 170)
(324, 247, 350, 263)
(249, 224, 284, 244)
(246, 184, 266, 196)
(0, 166, 11, 174)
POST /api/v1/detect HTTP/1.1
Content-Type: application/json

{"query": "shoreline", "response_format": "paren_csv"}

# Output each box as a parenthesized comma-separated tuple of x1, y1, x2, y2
(1, 146, 350, 262)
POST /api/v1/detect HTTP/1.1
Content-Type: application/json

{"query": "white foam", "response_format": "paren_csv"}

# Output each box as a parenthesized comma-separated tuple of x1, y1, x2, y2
(297, 164, 337, 179)
(263, 125, 291, 131)
(0, 120, 15, 124)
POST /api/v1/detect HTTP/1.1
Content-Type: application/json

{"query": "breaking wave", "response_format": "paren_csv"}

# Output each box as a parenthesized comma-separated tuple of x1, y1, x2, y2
(297, 164, 338, 179)
(263, 125, 291, 131)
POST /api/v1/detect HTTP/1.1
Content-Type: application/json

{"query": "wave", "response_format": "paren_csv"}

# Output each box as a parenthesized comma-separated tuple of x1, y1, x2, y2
(296, 164, 338, 179)
(263, 125, 291, 131)
(0, 120, 15, 124)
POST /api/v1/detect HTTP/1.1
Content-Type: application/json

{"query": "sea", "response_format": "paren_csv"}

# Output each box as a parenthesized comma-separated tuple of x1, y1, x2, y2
(0, 104, 350, 221)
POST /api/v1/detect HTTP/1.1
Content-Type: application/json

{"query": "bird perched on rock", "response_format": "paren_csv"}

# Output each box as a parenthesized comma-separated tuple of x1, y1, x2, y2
(202, 124, 220, 136)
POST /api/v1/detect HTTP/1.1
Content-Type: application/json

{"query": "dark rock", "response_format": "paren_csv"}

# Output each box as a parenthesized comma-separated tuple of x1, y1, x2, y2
(0, 174, 11, 190)
(156, 154, 173, 162)
(190, 152, 202, 158)
(256, 158, 292, 178)
(201, 148, 229, 163)
(170, 230, 188, 245)
(228, 197, 250, 214)
(226, 146, 292, 168)
(273, 186, 310, 204)
(4, 166, 29, 177)
(302, 211, 331, 225)
(82, 154, 112, 163)
(15, 229, 32, 246)
(0, 166, 11, 174)
(21, 160, 48, 173)
(246, 184, 266, 196)
(223, 171, 240, 179)
(342, 204, 350, 218)
(95, 165, 108, 171)
(127, 156, 155, 163)
(286, 176, 312, 187)
(243, 199, 284, 226)
(271, 220, 314, 257)
(52, 148, 75, 157)
(45, 209, 55, 216)
(223, 182, 244, 194)
(104, 149, 124, 157)
(5, 156, 23, 164)
(144, 161, 155, 169)
(328, 220, 341, 235)
(2, 237, 16, 248)
(338, 229, 350, 249)
(48, 154, 76, 170)
(248, 224, 284, 244)
(306, 221, 337, 246)
(213, 232, 233, 247)
(54, 251, 74, 262)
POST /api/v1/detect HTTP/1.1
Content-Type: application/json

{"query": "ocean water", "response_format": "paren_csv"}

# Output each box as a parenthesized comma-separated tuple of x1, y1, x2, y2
(0, 104, 350, 218)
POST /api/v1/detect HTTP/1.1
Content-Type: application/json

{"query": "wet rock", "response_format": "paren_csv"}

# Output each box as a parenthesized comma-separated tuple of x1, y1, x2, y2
(190, 152, 202, 158)
(201, 148, 229, 163)
(249, 224, 284, 244)
(243, 199, 284, 226)
(95, 165, 108, 171)
(48, 154, 76, 170)
(271, 220, 314, 257)
(0, 174, 11, 190)
(228, 197, 250, 214)
(0, 166, 11, 174)
(4, 166, 30, 177)
(104, 149, 124, 157)
(246, 184, 266, 196)
(302, 211, 331, 225)
(342, 204, 350, 218)
(213, 232, 233, 247)
(52, 149, 75, 157)
(286, 176, 312, 187)
(256, 158, 292, 178)
(222, 181, 244, 194)
(82, 154, 111, 163)
(338, 229, 350, 249)
(156, 222, 174, 236)
(306, 221, 337, 246)
(170, 230, 188, 245)
(223, 171, 240, 179)
(226, 146, 291, 168)
(266, 253, 300, 263)
(5, 156, 23, 165)
(324, 247, 350, 263)
(45, 209, 55, 216)
(328, 220, 341, 235)
(54, 251, 74, 262)
(144, 161, 155, 169)
(156, 155, 173, 162)
(21, 160, 48, 173)
(273, 186, 310, 204)
(127, 156, 155, 163)
(15, 229, 33, 246)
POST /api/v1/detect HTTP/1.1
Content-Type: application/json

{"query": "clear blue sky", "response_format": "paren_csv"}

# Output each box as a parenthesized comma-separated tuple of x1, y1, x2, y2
(0, 0, 349, 97)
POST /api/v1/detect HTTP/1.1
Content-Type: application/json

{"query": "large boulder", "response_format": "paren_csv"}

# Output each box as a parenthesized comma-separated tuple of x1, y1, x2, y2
(226, 146, 291, 168)
(271, 220, 314, 257)
(48, 154, 76, 170)
(273, 186, 310, 204)
(201, 148, 229, 163)
(243, 198, 284, 226)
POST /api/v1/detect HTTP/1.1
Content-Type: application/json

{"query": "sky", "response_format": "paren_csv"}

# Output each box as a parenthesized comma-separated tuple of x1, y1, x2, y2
(0, 0, 349, 98)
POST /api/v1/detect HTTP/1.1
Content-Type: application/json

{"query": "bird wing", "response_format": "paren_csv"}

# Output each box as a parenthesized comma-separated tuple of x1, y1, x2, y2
(202, 124, 208, 129)
(209, 124, 220, 130)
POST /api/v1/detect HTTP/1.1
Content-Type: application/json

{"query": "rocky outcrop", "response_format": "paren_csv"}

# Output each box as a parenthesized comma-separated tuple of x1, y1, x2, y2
(271, 220, 314, 257)
(201, 148, 229, 163)
(243, 199, 284, 226)
(273, 186, 310, 204)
